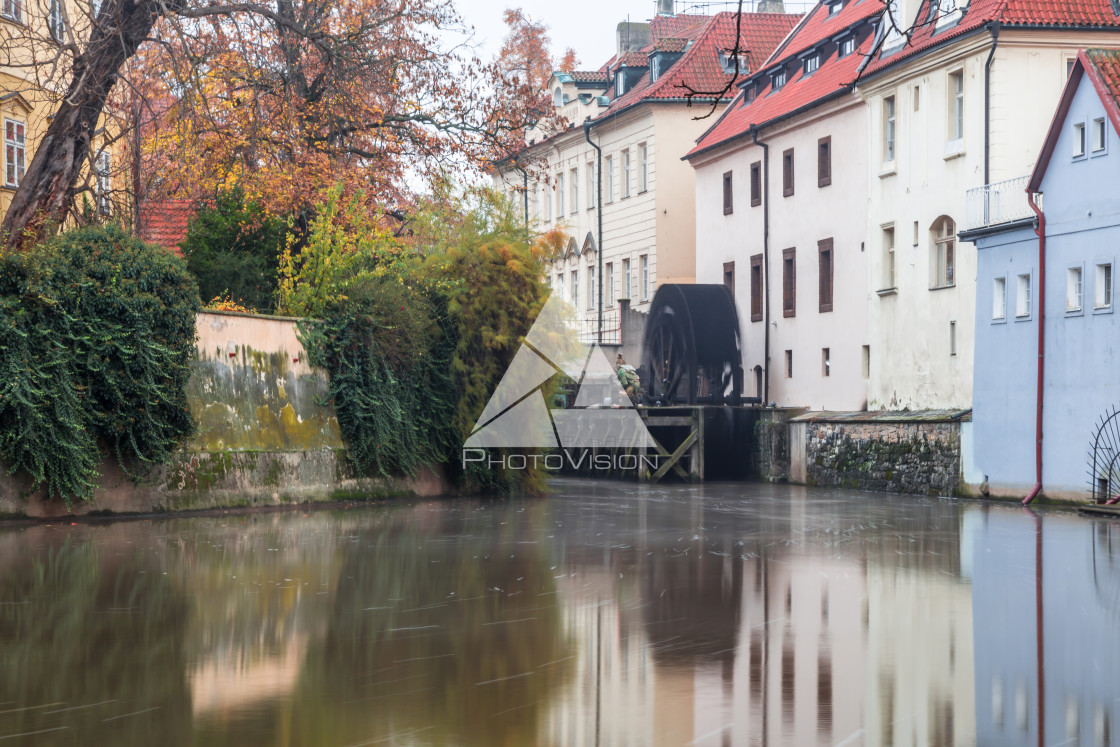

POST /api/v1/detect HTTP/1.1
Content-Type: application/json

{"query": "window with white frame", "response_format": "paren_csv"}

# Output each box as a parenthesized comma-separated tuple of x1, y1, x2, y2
(571, 269, 579, 307)
(639, 143, 648, 192)
(771, 68, 786, 91)
(1067, 266, 1083, 311)
(96, 150, 112, 215)
(49, 0, 65, 41)
(949, 71, 964, 142)
(544, 183, 552, 220)
(1096, 262, 1113, 309)
(4, 118, 25, 187)
(1093, 118, 1107, 152)
(884, 96, 896, 162)
(556, 173, 565, 216)
(587, 265, 595, 309)
(640, 254, 649, 301)
(570, 167, 578, 212)
(993, 276, 1006, 319)
(1074, 122, 1087, 158)
(622, 149, 631, 197)
(882, 225, 895, 289)
(803, 53, 820, 76)
(623, 258, 632, 299)
(587, 162, 595, 207)
(883, 0, 904, 49)
(1, 0, 20, 22)
(606, 262, 614, 304)
(1016, 273, 1032, 318)
(605, 156, 614, 203)
(840, 36, 856, 58)
(931, 216, 956, 288)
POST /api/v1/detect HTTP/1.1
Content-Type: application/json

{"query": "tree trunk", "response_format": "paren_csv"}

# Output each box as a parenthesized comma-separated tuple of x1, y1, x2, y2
(1, 0, 172, 251)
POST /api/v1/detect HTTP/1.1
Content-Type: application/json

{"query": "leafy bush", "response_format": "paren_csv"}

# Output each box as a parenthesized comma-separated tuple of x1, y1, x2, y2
(180, 190, 288, 312)
(0, 225, 201, 503)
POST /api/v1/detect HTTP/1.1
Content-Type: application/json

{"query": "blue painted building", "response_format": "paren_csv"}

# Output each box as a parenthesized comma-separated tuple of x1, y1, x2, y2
(965, 49, 1120, 502)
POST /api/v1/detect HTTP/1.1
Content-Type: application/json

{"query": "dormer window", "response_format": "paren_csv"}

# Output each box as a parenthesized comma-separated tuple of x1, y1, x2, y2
(553, 87, 563, 107)
(743, 81, 757, 105)
(720, 51, 750, 75)
(934, 0, 968, 27)
(839, 35, 856, 58)
(771, 69, 786, 92)
(651, 55, 661, 83)
(803, 53, 820, 75)
(616, 74, 624, 97)
(826, 0, 842, 16)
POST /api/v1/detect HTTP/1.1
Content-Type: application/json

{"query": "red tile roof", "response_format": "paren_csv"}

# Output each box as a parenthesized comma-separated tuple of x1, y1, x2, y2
(1085, 47, 1120, 114)
(604, 11, 802, 115)
(689, 2, 877, 157)
(654, 37, 690, 53)
(649, 13, 710, 38)
(569, 70, 610, 83)
(138, 199, 195, 254)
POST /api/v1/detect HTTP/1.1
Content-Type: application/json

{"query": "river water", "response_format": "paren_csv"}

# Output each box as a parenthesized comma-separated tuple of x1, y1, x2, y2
(0, 479, 1117, 746)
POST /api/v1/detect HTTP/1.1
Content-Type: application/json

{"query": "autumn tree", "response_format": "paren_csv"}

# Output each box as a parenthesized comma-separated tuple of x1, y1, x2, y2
(0, 0, 540, 250)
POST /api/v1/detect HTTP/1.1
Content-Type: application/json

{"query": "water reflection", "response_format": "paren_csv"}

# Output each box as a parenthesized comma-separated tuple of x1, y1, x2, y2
(0, 482, 1118, 745)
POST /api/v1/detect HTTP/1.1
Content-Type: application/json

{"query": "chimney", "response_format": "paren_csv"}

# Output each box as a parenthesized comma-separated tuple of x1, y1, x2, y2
(756, 0, 785, 11)
(616, 21, 651, 57)
(657, 0, 674, 15)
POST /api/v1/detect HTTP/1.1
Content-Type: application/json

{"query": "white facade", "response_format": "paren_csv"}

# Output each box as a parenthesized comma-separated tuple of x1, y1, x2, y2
(693, 97, 871, 411)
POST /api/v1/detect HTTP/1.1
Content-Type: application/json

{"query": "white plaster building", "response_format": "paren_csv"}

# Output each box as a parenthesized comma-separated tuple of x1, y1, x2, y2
(495, 7, 801, 339)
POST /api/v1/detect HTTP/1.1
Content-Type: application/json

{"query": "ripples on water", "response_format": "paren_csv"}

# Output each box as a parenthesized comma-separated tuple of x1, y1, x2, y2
(0, 479, 1116, 746)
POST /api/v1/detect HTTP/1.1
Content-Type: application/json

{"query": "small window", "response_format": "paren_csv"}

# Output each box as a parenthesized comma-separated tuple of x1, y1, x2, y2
(949, 71, 964, 142)
(1067, 266, 1083, 312)
(913, 85, 920, 112)
(587, 162, 596, 208)
(1, 0, 21, 22)
(817, 136, 831, 187)
(96, 150, 111, 216)
(884, 96, 896, 162)
(570, 167, 579, 212)
(1074, 122, 1087, 158)
(743, 81, 757, 105)
(1093, 118, 1107, 152)
(882, 225, 896, 290)
(949, 321, 957, 356)
(640, 254, 649, 301)
(931, 215, 956, 288)
(623, 257, 632, 299)
(616, 74, 624, 98)
(785, 349, 794, 378)
(839, 36, 856, 58)
(553, 87, 563, 107)
(782, 148, 794, 197)
(818, 238, 833, 313)
(1016, 273, 1032, 318)
(822, 348, 831, 377)
(750, 161, 762, 207)
(803, 54, 820, 76)
(782, 247, 796, 317)
(827, 0, 842, 15)
(639, 143, 648, 192)
(49, 0, 65, 41)
(722, 171, 733, 215)
(771, 68, 786, 91)
(622, 149, 631, 197)
(605, 156, 614, 203)
(723, 261, 735, 299)
(587, 265, 595, 310)
(992, 277, 1006, 319)
(750, 254, 763, 322)
(571, 269, 579, 307)
(4, 118, 25, 187)
(606, 262, 614, 304)
(861, 345, 870, 379)
(1096, 263, 1113, 309)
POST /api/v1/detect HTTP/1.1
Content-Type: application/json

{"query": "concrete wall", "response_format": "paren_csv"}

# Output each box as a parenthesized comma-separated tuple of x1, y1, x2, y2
(0, 311, 447, 518)
(692, 98, 870, 412)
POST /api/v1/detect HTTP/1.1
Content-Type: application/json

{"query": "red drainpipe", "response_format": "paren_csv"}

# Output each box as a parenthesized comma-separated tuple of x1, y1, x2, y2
(1022, 191, 1046, 505)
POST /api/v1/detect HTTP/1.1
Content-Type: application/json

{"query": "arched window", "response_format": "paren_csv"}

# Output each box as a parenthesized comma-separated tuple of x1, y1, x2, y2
(930, 216, 956, 288)
(553, 87, 563, 107)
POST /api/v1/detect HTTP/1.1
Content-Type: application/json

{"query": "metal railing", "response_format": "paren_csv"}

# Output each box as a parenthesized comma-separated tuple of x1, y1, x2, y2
(575, 307, 621, 345)
(965, 175, 1039, 231)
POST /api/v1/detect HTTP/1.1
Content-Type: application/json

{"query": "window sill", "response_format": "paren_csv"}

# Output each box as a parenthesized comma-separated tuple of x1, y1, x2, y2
(1094, 304, 1114, 315)
(0, 183, 18, 192)
(750, 200, 762, 208)
(723, 208, 734, 216)
(991, 316, 1007, 324)
(750, 314, 763, 323)
(879, 162, 897, 178)
(1066, 307, 1084, 317)
(1073, 153, 1088, 162)
(929, 283, 956, 292)
(1014, 314, 1033, 322)
(1091, 147, 1108, 158)
(638, 189, 648, 195)
(876, 287, 898, 297)
(943, 139, 965, 160)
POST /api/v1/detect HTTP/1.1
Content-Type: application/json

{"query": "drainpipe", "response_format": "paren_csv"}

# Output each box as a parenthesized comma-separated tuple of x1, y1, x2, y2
(1022, 190, 1045, 505)
(752, 126, 771, 405)
(983, 22, 1000, 188)
(583, 119, 605, 344)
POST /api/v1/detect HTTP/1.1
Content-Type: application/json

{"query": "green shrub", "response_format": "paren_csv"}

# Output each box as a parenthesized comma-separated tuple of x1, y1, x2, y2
(0, 225, 201, 504)
(180, 190, 289, 312)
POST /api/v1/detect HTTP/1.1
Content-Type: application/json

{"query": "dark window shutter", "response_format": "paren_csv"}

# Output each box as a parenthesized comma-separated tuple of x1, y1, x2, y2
(818, 238, 834, 312)
(783, 247, 796, 317)
(750, 161, 762, 207)
(723, 171, 733, 215)
(817, 136, 832, 187)
(750, 253, 763, 321)
(782, 149, 795, 197)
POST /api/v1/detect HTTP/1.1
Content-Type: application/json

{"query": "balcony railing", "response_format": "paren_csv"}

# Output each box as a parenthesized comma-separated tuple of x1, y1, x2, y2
(575, 307, 621, 345)
(965, 175, 1039, 231)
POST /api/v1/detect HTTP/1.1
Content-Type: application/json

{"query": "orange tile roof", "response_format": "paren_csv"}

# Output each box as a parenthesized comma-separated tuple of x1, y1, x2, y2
(138, 199, 194, 253)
